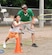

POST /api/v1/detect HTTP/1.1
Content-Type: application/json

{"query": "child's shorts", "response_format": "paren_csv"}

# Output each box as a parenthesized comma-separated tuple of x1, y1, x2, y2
(7, 32, 19, 39)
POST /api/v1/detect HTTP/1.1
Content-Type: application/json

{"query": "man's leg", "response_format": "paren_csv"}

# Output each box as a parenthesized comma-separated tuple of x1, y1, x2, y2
(31, 33, 38, 47)
(31, 33, 35, 43)
(26, 24, 38, 47)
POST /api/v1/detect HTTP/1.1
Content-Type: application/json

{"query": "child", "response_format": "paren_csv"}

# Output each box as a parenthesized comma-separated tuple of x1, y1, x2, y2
(3, 15, 29, 48)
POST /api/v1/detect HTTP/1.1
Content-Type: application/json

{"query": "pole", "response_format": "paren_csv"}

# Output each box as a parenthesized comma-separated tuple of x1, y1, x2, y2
(39, 0, 44, 28)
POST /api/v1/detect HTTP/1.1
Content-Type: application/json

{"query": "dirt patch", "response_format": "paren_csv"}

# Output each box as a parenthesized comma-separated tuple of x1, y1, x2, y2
(0, 26, 52, 55)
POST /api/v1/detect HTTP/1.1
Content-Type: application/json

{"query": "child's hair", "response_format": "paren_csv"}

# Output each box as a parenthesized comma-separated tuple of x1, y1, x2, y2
(14, 15, 18, 18)
(11, 15, 18, 28)
(11, 15, 19, 28)
(14, 15, 18, 21)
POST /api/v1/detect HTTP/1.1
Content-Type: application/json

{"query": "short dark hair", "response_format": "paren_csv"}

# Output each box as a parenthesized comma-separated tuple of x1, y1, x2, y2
(14, 15, 18, 18)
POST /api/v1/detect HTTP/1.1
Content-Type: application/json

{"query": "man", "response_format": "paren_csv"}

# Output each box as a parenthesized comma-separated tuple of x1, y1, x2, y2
(17, 4, 38, 47)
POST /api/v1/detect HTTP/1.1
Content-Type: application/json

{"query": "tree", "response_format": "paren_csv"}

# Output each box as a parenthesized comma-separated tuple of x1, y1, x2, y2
(45, 0, 52, 9)
(5, 0, 26, 7)
(12, 0, 26, 7)
(26, 0, 39, 8)
(0, 0, 7, 6)
(0, 0, 52, 9)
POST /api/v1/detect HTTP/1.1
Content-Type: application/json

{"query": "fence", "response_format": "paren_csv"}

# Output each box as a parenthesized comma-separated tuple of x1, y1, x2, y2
(0, 7, 52, 26)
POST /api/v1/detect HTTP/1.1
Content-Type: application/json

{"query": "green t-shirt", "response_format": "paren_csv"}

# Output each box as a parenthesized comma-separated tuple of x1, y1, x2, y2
(17, 8, 34, 22)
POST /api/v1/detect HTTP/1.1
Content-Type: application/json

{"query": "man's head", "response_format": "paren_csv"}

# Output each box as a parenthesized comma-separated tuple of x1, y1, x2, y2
(21, 4, 27, 13)
(21, 4, 27, 10)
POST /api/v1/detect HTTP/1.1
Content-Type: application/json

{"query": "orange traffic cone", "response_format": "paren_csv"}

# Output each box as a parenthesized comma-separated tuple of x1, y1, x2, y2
(14, 36, 23, 53)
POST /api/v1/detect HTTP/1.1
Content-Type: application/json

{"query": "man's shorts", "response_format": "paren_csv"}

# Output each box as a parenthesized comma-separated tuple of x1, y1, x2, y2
(21, 23, 35, 34)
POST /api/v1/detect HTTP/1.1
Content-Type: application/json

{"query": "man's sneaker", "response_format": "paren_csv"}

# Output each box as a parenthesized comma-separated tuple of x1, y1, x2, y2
(32, 43, 38, 47)
(3, 42, 6, 49)
(20, 43, 22, 46)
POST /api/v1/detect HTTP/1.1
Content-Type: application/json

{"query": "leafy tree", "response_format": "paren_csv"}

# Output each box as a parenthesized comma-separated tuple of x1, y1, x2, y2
(0, 0, 52, 9)
(0, 0, 7, 6)
(6, 0, 26, 7)
(45, 0, 52, 9)
(26, 0, 39, 8)
(12, 0, 26, 7)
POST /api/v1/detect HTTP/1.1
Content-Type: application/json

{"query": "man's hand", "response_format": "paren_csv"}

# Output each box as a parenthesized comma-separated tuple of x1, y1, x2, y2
(32, 16, 38, 24)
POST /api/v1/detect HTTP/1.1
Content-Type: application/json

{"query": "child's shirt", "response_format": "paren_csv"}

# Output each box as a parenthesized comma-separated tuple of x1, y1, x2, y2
(9, 21, 21, 33)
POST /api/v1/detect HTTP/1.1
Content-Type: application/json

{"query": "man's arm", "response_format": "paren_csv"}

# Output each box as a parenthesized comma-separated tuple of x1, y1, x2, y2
(32, 16, 35, 24)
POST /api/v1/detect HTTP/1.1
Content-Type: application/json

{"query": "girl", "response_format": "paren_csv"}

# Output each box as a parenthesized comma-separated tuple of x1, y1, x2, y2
(3, 15, 29, 48)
